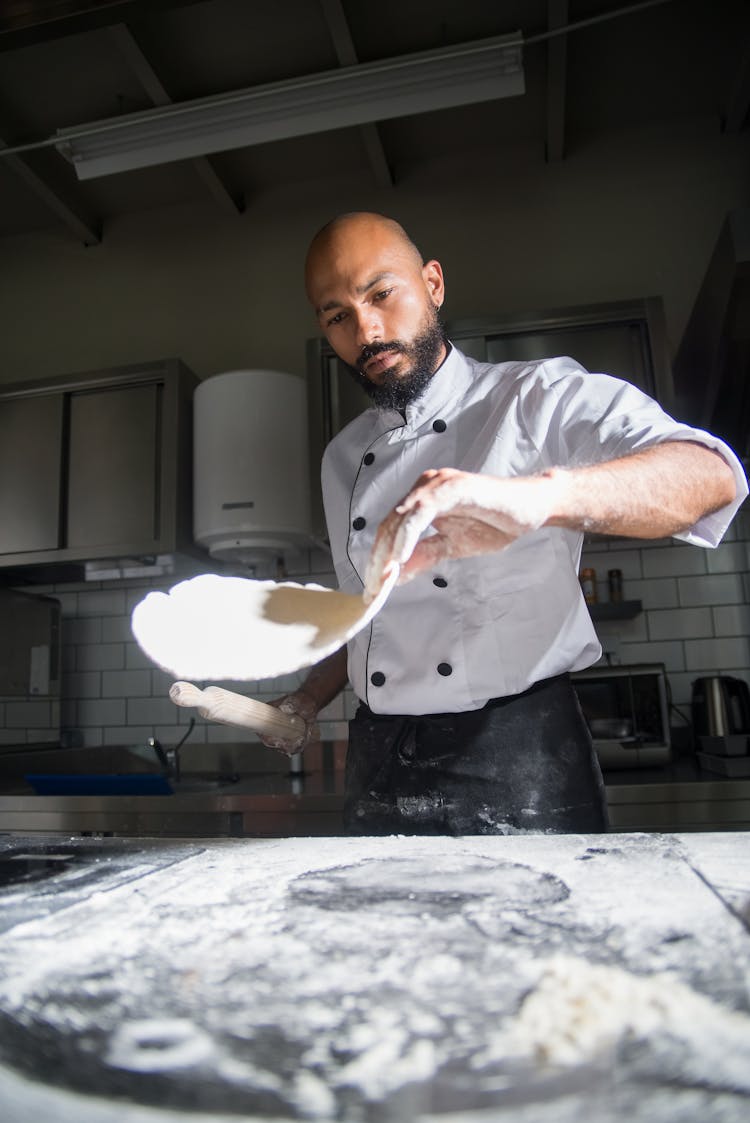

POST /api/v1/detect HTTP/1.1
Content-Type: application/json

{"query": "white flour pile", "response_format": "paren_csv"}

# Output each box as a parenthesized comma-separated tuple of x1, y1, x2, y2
(482, 953, 750, 1089)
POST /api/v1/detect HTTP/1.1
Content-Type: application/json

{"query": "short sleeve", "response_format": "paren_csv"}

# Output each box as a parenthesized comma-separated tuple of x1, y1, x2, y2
(530, 357, 748, 547)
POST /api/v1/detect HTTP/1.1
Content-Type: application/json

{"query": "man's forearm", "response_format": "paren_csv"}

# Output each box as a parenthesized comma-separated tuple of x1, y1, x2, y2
(296, 646, 349, 713)
(365, 439, 740, 588)
(544, 441, 738, 539)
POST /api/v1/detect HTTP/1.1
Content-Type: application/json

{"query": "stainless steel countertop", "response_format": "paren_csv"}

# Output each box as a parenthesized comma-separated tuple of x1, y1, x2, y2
(0, 744, 749, 835)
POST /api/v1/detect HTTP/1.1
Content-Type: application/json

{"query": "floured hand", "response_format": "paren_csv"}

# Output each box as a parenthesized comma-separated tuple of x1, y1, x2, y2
(364, 468, 565, 598)
(261, 690, 320, 755)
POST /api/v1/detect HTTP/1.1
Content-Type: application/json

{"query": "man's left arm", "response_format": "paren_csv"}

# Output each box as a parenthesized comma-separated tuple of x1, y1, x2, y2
(364, 441, 741, 596)
(545, 440, 738, 537)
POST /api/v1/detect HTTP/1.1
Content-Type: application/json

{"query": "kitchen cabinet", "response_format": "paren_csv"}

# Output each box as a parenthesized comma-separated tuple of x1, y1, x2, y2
(0, 394, 64, 554)
(0, 360, 199, 575)
(67, 382, 160, 549)
(448, 297, 673, 406)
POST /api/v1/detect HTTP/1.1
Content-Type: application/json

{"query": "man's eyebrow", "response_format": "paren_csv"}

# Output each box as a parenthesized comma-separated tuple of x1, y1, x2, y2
(317, 272, 397, 315)
(357, 271, 396, 294)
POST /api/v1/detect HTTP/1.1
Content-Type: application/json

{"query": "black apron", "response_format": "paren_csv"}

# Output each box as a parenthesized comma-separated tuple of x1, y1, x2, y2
(344, 673, 609, 836)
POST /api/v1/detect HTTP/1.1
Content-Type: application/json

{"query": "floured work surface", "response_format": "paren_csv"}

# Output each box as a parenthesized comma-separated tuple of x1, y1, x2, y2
(0, 832, 748, 1122)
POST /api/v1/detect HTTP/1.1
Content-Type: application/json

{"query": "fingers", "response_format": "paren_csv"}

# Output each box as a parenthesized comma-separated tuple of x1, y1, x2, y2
(363, 533, 399, 602)
(391, 505, 436, 567)
(364, 493, 440, 598)
(398, 515, 522, 584)
(364, 469, 520, 594)
(398, 533, 449, 581)
(279, 693, 318, 723)
(261, 733, 306, 755)
(259, 717, 307, 753)
(393, 467, 466, 516)
(259, 692, 317, 755)
(364, 471, 557, 596)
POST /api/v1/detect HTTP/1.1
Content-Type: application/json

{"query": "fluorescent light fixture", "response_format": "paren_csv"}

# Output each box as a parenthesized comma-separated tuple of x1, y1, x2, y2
(55, 33, 524, 179)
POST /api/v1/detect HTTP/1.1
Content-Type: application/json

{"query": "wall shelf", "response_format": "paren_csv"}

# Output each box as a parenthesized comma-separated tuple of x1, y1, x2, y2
(589, 600, 642, 621)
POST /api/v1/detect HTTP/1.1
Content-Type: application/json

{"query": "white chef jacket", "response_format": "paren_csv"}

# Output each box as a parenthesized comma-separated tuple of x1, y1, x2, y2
(321, 345, 748, 716)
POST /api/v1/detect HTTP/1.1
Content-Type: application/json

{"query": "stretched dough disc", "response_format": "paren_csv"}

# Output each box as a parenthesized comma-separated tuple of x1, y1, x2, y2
(130, 570, 398, 681)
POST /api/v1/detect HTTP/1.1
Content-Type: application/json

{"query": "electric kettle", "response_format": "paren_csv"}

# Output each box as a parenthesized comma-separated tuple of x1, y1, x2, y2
(691, 675, 750, 737)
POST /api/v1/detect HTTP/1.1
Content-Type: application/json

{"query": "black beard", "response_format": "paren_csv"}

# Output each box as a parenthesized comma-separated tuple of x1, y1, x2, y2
(345, 311, 447, 412)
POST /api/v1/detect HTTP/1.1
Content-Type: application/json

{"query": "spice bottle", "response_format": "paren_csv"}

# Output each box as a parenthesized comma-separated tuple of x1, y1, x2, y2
(580, 567, 597, 605)
(608, 569, 623, 603)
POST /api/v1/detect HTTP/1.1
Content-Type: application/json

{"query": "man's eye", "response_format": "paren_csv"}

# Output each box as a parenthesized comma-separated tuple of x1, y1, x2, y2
(326, 311, 346, 327)
(373, 288, 394, 302)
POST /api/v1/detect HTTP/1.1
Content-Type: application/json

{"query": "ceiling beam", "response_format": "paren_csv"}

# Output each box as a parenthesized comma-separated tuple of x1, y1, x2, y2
(318, 0, 393, 189)
(545, 0, 568, 162)
(108, 23, 243, 215)
(723, 41, 750, 134)
(0, 1, 202, 51)
(0, 132, 101, 244)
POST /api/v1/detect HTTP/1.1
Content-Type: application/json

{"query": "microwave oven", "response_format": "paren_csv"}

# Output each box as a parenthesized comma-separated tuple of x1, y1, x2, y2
(570, 663, 671, 769)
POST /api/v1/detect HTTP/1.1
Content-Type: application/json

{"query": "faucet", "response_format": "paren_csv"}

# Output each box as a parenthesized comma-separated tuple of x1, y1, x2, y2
(149, 736, 181, 783)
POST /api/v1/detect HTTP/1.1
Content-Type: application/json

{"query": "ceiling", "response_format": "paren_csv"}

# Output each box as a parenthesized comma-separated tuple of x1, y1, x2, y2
(0, 0, 747, 245)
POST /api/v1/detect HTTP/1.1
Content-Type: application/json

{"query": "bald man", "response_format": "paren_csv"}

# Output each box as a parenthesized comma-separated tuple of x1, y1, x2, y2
(268, 211, 745, 836)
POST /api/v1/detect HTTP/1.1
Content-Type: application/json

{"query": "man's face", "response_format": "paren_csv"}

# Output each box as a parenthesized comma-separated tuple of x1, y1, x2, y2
(344, 303, 446, 411)
(306, 218, 447, 410)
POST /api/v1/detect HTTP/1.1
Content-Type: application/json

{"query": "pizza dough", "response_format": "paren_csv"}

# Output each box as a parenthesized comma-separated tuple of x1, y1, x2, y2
(130, 569, 399, 681)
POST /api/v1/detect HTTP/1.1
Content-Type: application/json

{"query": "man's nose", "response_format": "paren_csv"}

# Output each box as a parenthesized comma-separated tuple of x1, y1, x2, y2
(353, 306, 383, 347)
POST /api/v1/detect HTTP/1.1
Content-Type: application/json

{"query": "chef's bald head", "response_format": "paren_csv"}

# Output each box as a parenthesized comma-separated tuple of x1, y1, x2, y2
(304, 212, 424, 300)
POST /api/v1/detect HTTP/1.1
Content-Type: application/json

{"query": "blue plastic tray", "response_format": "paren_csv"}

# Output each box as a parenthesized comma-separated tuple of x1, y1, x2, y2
(25, 774, 174, 796)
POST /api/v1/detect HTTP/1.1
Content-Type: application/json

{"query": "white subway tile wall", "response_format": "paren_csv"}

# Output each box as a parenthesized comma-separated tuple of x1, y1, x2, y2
(37, 547, 349, 753)
(581, 503, 750, 710)
(0, 698, 60, 745)
(4, 505, 748, 750)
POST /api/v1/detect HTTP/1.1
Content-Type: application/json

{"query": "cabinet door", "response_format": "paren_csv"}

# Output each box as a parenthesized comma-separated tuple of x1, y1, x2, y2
(66, 383, 160, 550)
(0, 395, 63, 553)
(485, 321, 654, 396)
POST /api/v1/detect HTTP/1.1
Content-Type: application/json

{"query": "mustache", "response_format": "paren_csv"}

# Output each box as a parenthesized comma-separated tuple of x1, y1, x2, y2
(357, 341, 401, 371)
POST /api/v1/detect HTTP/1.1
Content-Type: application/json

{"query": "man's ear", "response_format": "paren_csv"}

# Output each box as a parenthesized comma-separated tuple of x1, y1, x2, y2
(422, 259, 445, 309)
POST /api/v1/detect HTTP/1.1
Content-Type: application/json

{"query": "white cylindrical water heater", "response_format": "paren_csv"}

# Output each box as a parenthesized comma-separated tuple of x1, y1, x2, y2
(193, 369, 313, 564)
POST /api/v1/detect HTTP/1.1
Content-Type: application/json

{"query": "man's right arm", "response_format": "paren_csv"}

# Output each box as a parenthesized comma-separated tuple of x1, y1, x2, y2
(262, 645, 349, 754)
